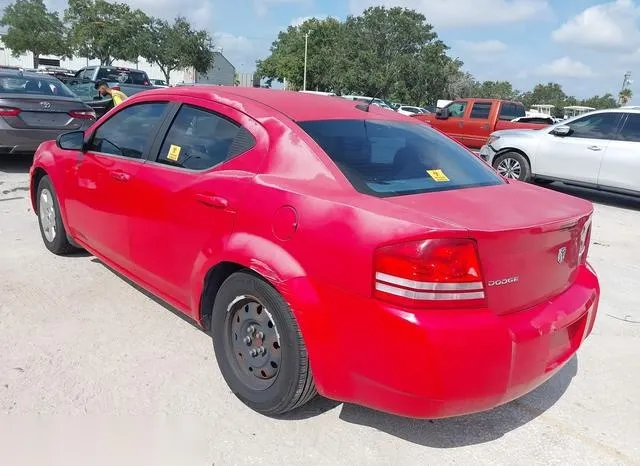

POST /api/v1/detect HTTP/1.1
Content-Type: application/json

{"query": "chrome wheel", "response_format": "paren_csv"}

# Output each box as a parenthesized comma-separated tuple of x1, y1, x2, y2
(226, 295, 282, 391)
(497, 157, 522, 179)
(39, 188, 57, 242)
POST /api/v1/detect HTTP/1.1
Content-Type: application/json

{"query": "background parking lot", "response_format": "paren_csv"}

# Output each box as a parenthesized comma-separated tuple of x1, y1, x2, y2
(1, 156, 639, 465)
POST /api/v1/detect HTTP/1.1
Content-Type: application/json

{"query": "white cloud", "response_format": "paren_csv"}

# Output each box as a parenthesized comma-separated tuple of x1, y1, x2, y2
(456, 40, 508, 54)
(537, 57, 594, 79)
(552, 0, 640, 51)
(253, 0, 310, 17)
(347, 0, 550, 27)
(214, 32, 269, 72)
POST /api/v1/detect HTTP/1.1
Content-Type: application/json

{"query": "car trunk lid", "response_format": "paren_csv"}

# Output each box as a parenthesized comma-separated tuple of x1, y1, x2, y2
(383, 182, 593, 315)
(0, 95, 89, 130)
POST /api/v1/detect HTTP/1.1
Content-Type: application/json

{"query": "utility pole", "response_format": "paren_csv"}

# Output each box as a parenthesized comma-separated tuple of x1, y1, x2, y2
(619, 71, 632, 105)
(303, 30, 312, 91)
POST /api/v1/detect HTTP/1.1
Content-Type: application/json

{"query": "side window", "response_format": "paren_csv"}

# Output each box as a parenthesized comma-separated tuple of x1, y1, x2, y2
(619, 114, 640, 143)
(446, 101, 467, 117)
(566, 113, 623, 140)
(88, 102, 168, 158)
(499, 103, 524, 121)
(81, 68, 95, 80)
(156, 104, 256, 170)
(470, 102, 492, 119)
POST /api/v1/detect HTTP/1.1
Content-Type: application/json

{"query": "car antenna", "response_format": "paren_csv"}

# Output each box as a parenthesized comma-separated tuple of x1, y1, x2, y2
(355, 88, 383, 113)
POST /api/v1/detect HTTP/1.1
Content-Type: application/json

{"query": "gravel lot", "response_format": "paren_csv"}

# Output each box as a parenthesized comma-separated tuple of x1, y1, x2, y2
(1, 155, 639, 466)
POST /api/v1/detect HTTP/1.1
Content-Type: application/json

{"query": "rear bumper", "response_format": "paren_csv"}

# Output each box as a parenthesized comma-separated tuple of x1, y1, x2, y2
(0, 124, 91, 154)
(290, 264, 599, 419)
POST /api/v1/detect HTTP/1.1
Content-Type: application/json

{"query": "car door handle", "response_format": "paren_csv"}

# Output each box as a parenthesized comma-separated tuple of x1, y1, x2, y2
(110, 169, 131, 182)
(195, 193, 229, 209)
(587, 146, 603, 151)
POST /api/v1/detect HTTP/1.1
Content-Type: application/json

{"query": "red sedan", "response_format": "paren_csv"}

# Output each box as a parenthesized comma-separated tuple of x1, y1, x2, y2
(29, 87, 600, 419)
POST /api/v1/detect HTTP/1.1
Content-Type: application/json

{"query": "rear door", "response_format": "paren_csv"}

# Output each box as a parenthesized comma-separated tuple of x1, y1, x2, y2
(534, 112, 624, 184)
(64, 101, 171, 267)
(127, 98, 268, 308)
(598, 113, 640, 193)
(462, 101, 493, 149)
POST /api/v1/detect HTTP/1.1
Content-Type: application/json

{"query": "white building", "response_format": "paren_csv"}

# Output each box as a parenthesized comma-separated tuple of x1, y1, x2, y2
(0, 37, 236, 86)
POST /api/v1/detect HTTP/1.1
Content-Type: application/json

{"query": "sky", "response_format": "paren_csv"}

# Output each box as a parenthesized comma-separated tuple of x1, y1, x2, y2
(2, 0, 639, 101)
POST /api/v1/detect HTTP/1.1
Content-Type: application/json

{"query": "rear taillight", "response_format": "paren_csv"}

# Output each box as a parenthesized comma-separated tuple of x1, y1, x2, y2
(69, 110, 96, 120)
(0, 106, 21, 117)
(374, 238, 486, 309)
(111, 86, 121, 91)
(579, 217, 592, 264)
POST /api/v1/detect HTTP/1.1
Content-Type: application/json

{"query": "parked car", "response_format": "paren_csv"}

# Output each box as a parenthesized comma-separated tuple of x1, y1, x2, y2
(397, 105, 430, 116)
(73, 66, 152, 86)
(29, 87, 599, 419)
(413, 98, 551, 149)
(0, 69, 96, 155)
(150, 79, 169, 87)
(63, 78, 158, 118)
(480, 108, 640, 196)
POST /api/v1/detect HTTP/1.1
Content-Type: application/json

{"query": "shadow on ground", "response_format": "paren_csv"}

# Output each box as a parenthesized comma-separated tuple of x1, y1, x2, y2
(546, 182, 640, 211)
(0, 154, 33, 175)
(87, 256, 577, 448)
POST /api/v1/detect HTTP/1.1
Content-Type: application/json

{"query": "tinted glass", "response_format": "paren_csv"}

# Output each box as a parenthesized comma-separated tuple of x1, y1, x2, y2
(619, 114, 640, 142)
(567, 113, 622, 139)
(446, 101, 467, 117)
(89, 102, 168, 158)
(157, 105, 255, 170)
(498, 103, 526, 121)
(96, 67, 150, 85)
(0, 75, 77, 98)
(470, 102, 492, 119)
(298, 119, 504, 197)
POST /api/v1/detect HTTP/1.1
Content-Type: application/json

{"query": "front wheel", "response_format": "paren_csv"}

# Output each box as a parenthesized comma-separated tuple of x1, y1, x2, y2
(211, 271, 317, 415)
(493, 151, 531, 182)
(36, 176, 76, 255)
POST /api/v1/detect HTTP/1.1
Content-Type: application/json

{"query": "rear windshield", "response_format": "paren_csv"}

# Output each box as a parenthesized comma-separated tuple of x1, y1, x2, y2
(0, 75, 77, 98)
(298, 119, 504, 197)
(96, 68, 150, 85)
(66, 81, 153, 101)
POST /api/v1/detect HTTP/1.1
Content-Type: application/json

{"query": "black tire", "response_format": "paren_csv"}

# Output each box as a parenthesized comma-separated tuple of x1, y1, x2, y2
(36, 175, 76, 255)
(211, 271, 317, 415)
(493, 151, 531, 182)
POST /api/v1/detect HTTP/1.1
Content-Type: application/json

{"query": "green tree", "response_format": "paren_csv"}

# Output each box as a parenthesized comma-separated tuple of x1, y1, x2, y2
(256, 17, 344, 91)
(580, 93, 618, 109)
(65, 0, 150, 65)
(519, 82, 572, 117)
(0, 0, 69, 68)
(619, 88, 633, 106)
(476, 80, 519, 100)
(140, 16, 214, 85)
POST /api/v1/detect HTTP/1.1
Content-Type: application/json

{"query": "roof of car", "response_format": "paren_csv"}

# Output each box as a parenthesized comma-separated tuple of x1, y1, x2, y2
(0, 69, 58, 80)
(151, 86, 410, 122)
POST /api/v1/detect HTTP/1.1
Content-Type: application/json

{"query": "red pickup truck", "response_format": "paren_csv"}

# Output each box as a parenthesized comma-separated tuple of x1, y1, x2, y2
(412, 98, 550, 149)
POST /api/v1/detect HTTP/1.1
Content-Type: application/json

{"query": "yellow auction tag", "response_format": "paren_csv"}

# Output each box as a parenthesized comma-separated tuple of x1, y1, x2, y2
(167, 144, 181, 161)
(427, 169, 450, 182)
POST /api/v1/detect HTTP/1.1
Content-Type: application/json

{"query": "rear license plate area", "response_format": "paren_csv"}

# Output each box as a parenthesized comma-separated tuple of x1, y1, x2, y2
(545, 312, 588, 372)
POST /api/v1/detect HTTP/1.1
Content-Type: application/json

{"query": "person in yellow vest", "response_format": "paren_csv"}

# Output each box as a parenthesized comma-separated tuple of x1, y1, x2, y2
(94, 81, 128, 107)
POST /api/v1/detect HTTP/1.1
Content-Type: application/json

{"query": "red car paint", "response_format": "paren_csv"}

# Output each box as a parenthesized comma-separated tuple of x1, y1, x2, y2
(29, 87, 599, 419)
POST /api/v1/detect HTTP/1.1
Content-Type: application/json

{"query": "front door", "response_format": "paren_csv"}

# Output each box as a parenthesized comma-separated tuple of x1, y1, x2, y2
(535, 112, 624, 184)
(128, 99, 267, 310)
(64, 101, 170, 267)
(437, 100, 469, 144)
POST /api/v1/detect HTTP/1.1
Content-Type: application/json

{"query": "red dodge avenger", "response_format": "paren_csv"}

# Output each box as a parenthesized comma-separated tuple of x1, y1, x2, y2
(29, 86, 599, 419)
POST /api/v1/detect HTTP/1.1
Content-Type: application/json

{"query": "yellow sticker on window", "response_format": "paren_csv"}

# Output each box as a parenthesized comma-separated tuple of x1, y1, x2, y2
(167, 144, 181, 161)
(427, 169, 450, 182)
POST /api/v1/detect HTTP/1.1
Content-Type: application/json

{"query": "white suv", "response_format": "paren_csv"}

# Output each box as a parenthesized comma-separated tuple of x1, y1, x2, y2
(479, 108, 640, 196)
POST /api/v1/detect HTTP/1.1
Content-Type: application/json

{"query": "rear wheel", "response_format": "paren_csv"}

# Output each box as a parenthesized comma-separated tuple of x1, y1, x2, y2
(493, 151, 531, 182)
(211, 271, 317, 415)
(36, 176, 76, 255)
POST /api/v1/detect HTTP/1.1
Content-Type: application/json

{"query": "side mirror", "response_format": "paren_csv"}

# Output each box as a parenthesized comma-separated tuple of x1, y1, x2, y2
(436, 108, 450, 120)
(551, 125, 571, 137)
(56, 131, 85, 151)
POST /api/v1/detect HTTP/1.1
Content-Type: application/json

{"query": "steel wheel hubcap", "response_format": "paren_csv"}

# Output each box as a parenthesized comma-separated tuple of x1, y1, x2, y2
(497, 158, 522, 179)
(227, 296, 282, 390)
(39, 188, 57, 242)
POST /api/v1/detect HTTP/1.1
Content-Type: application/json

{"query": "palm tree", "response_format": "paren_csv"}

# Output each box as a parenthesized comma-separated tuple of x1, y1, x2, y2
(618, 88, 633, 106)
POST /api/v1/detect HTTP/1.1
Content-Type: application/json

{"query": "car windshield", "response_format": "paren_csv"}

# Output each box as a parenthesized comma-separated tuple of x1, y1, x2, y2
(0, 75, 77, 98)
(298, 119, 504, 197)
